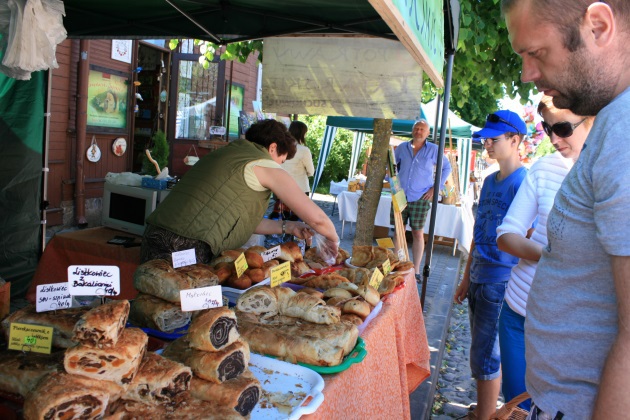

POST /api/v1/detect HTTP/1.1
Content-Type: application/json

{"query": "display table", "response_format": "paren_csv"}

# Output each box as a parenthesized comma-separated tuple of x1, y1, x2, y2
(337, 190, 474, 254)
(305, 270, 430, 419)
(26, 227, 142, 302)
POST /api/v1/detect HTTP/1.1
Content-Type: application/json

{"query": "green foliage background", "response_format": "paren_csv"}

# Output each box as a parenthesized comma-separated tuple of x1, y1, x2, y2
(142, 130, 169, 176)
(299, 115, 372, 194)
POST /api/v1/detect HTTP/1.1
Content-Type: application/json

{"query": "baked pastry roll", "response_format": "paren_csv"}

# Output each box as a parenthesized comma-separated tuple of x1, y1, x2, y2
(350, 245, 373, 267)
(163, 337, 250, 384)
(125, 351, 192, 405)
(106, 392, 243, 419)
(0, 349, 64, 397)
(190, 370, 261, 416)
(291, 260, 313, 276)
(1, 304, 89, 348)
(23, 372, 123, 420)
(278, 241, 303, 262)
(188, 307, 239, 352)
(73, 299, 130, 348)
(237, 313, 358, 366)
(64, 328, 148, 385)
(365, 246, 390, 269)
(133, 259, 219, 303)
(301, 273, 350, 289)
(235, 285, 294, 318)
(128, 293, 191, 332)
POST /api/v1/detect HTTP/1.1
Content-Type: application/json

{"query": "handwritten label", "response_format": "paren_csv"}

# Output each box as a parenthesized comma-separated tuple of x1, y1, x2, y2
(382, 259, 392, 276)
(271, 261, 291, 287)
(369, 268, 384, 289)
(261, 246, 280, 262)
(8, 323, 53, 354)
(172, 248, 197, 268)
(234, 253, 248, 279)
(68, 265, 120, 296)
(36, 283, 71, 313)
(376, 237, 395, 249)
(397, 248, 406, 262)
(180, 286, 223, 312)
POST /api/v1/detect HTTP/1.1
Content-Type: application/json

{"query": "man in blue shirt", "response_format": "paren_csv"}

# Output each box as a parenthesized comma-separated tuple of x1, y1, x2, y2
(391, 119, 452, 282)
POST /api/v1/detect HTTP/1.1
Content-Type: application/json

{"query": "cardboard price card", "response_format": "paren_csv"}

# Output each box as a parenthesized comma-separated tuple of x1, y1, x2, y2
(234, 253, 249, 279)
(36, 283, 71, 313)
(382, 258, 392, 276)
(270, 261, 291, 287)
(180, 285, 223, 312)
(68, 265, 120, 296)
(392, 190, 408, 213)
(172, 248, 197, 268)
(8, 323, 53, 354)
(369, 268, 384, 289)
(376, 237, 395, 249)
(261, 246, 280, 262)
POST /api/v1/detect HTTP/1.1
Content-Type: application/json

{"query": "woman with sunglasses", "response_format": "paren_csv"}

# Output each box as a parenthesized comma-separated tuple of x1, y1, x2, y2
(495, 96, 594, 411)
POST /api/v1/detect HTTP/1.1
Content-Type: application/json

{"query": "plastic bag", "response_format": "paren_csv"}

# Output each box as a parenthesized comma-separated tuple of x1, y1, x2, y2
(313, 232, 339, 266)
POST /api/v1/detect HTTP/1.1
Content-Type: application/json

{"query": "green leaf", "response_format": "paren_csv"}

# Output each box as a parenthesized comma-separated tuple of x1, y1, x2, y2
(168, 39, 179, 50)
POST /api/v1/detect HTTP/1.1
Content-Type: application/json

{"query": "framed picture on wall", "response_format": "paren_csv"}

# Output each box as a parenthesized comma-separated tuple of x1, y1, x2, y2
(86, 65, 130, 133)
(225, 82, 244, 139)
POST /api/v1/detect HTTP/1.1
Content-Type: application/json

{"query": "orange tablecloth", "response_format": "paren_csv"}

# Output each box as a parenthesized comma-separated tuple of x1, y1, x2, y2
(27, 227, 142, 302)
(305, 271, 430, 419)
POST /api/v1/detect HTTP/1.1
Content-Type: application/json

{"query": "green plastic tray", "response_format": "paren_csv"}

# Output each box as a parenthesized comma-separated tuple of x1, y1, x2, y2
(298, 337, 367, 374)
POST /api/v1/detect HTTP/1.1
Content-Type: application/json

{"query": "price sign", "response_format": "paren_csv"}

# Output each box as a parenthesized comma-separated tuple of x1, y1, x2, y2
(180, 286, 223, 312)
(270, 261, 291, 287)
(382, 259, 392, 276)
(376, 237, 395, 249)
(68, 265, 120, 296)
(234, 253, 249, 279)
(397, 248, 406, 262)
(369, 268, 384, 289)
(36, 283, 71, 313)
(8, 323, 53, 354)
(172, 248, 196, 268)
(261, 246, 280, 262)
(392, 190, 408, 212)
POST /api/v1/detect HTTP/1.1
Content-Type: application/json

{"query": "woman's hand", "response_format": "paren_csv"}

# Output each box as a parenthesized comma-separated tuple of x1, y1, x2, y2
(286, 221, 314, 240)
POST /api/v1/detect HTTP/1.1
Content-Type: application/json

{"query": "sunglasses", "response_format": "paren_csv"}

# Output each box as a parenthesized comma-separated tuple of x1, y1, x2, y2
(542, 118, 586, 138)
(487, 113, 521, 134)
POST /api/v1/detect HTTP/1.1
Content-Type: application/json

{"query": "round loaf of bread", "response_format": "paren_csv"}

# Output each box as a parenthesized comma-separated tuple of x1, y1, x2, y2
(323, 288, 353, 300)
(326, 296, 348, 307)
(340, 314, 363, 326)
(342, 299, 370, 319)
(356, 284, 380, 306)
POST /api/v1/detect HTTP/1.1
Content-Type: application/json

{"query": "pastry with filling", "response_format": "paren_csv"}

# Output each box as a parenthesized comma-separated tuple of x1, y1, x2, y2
(177, 263, 219, 285)
(350, 245, 373, 267)
(187, 307, 239, 352)
(237, 312, 358, 366)
(162, 337, 250, 384)
(277, 242, 303, 262)
(128, 293, 191, 332)
(301, 273, 350, 290)
(133, 259, 219, 303)
(0, 349, 64, 397)
(73, 299, 130, 348)
(106, 392, 243, 419)
(365, 246, 390, 270)
(64, 328, 148, 386)
(189, 369, 261, 416)
(1, 304, 89, 348)
(23, 372, 123, 420)
(124, 352, 192, 405)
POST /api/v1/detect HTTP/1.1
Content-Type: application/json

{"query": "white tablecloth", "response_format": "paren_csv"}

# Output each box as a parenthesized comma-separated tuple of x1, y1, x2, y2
(337, 190, 474, 254)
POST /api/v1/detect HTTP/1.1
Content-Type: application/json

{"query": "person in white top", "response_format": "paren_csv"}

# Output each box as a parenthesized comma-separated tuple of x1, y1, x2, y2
(282, 120, 315, 194)
(495, 95, 594, 410)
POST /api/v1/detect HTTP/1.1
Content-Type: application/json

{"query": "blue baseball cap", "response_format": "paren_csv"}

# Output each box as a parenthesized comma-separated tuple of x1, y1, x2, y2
(472, 110, 527, 139)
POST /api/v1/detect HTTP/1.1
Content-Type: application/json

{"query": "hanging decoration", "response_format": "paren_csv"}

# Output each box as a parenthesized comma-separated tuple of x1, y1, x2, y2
(112, 137, 127, 156)
(184, 145, 199, 166)
(86, 136, 101, 162)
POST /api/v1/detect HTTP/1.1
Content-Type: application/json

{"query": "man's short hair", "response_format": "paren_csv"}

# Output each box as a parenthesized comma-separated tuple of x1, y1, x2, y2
(413, 119, 429, 127)
(502, 0, 630, 52)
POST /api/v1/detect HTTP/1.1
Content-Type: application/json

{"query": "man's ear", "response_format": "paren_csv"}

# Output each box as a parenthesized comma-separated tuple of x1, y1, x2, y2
(584, 2, 615, 48)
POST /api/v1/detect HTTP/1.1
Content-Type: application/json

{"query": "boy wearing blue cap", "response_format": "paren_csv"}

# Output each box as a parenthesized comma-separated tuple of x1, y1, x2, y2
(453, 109, 527, 419)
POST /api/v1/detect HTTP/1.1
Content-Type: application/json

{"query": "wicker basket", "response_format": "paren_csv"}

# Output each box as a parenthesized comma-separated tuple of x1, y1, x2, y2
(491, 392, 530, 420)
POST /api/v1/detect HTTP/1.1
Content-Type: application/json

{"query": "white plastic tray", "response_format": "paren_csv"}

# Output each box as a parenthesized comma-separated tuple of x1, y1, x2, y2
(223, 278, 271, 305)
(249, 353, 325, 420)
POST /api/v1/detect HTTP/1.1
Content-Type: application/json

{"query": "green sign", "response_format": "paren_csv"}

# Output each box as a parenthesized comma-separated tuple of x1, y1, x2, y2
(391, 0, 444, 76)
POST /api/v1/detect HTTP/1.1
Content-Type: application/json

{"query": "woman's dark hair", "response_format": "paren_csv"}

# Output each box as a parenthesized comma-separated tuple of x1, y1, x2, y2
(289, 120, 308, 145)
(246, 119, 297, 159)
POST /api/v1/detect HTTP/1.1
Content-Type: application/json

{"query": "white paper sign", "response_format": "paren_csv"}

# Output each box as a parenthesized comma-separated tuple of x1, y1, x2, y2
(172, 249, 197, 268)
(210, 126, 226, 135)
(261, 246, 280, 262)
(36, 283, 71, 312)
(180, 286, 223, 312)
(397, 248, 406, 262)
(68, 265, 120, 296)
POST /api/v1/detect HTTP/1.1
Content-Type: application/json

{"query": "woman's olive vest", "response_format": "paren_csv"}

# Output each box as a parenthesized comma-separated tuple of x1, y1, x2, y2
(147, 140, 272, 254)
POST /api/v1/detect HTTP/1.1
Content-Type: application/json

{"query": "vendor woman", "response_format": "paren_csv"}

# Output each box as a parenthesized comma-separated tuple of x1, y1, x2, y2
(140, 119, 339, 263)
